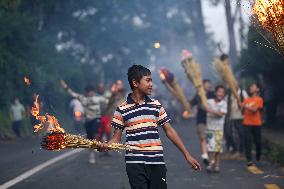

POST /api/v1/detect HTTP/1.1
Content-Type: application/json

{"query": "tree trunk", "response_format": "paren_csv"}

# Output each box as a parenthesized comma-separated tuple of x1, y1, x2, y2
(189, 0, 212, 76)
(224, 0, 238, 65)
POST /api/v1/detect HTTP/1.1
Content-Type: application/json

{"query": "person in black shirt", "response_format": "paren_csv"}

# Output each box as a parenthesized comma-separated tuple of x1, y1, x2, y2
(190, 79, 215, 165)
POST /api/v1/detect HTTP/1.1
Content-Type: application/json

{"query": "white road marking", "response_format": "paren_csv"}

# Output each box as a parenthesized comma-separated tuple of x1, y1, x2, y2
(0, 149, 83, 189)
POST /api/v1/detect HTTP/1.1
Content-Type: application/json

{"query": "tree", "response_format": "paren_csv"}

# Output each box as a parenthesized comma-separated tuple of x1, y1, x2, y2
(208, 0, 241, 65)
(239, 26, 284, 100)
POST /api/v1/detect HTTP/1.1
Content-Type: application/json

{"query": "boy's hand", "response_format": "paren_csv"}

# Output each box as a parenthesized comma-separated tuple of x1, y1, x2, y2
(205, 107, 213, 114)
(97, 142, 110, 152)
(186, 155, 201, 171)
(60, 80, 68, 90)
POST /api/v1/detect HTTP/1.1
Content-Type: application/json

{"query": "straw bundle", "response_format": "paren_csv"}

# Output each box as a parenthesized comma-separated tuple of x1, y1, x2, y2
(41, 132, 127, 151)
(31, 95, 127, 152)
(212, 56, 240, 102)
(181, 50, 208, 109)
(159, 68, 191, 118)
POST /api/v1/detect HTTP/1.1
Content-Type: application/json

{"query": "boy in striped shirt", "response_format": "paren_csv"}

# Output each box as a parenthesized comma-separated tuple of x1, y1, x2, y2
(100, 65, 201, 189)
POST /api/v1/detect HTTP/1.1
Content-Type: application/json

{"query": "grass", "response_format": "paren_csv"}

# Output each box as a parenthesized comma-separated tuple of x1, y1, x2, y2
(262, 138, 284, 166)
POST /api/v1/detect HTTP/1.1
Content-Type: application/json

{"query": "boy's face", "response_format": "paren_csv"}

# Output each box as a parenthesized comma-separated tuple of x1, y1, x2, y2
(250, 84, 259, 94)
(203, 81, 212, 92)
(215, 88, 225, 101)
(14, 98, 20, 104)
(133, 75, 153, 95)
(116, 80, 124, 91)
(96, 83, 105, 94)
(85, 90, 94, 97)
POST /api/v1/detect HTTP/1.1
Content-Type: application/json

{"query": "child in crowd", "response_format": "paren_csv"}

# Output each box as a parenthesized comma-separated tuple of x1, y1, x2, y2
(205, 85, 227, 173)
(241, 83, 263, 166)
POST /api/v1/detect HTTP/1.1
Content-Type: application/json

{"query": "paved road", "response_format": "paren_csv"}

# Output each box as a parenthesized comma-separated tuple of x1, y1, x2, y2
(1, 119, 284, 189)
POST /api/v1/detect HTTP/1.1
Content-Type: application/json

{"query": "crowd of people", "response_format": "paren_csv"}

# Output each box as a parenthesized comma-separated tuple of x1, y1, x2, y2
(60, 79, 126, 163)
(58, 64, 265, 185)
(7, 67, 266, 171)
(190, 78, 263, 173)
(3, 63, 275, 189)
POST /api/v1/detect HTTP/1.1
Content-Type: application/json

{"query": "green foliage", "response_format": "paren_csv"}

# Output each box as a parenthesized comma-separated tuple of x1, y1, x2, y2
(0, 0, 216, 137)
(239, 26, 284, 100)
(262, 138, 284, 166)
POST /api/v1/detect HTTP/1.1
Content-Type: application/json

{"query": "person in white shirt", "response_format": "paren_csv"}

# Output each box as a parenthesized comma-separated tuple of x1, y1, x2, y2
(205, 85, 227, 173)
(9, 98, 26, 137)
(226, 88, 248, 158)
(60, 80, 108, 164)
(69, 98, 84, 133)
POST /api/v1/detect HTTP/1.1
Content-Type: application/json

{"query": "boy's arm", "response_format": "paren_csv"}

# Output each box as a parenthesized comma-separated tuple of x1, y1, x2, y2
(162, 122, 201, 171)
(206, 108, 225, 117)
(242, 101, 262, 113)
(99, 129, 122, 151)
(206, 101, 227, 117)
(244, 106, 258, 112)
(60, 80, 85, 102)
(108, 129, 122, 144)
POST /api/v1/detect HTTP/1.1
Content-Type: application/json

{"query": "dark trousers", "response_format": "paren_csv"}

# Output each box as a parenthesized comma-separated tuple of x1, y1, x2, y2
(84, 118, 100, 140)
(224, 119, 236, 151)
(126, 164, 167, 189)
(244, 126, 262, 162)
(12, 121, 21, 137)
(230, 119, 245, 153)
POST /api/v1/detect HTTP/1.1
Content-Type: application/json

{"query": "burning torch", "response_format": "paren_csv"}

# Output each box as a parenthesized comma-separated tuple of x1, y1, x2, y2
(159, 68, 191, 119)
(181, 50, 208, 109)
(31, 95, 127, 151)
(252, 0, 284, 56)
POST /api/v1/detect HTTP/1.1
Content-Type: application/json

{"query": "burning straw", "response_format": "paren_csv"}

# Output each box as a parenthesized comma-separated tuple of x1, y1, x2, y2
(252, 0, 284, 55)
(41, 132, 126, 151)
(31, 95, 127, 151)
(212, 55, 240, 102)
(159, 68, 191, 118)
(181, 50, 208, 109)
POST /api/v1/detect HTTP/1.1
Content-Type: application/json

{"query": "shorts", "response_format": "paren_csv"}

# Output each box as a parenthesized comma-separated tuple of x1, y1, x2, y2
(206, 130, 224, 153)
(126, 163, 167, 189)
(84, 118, 101, 140)
(197, 123, 206, 140)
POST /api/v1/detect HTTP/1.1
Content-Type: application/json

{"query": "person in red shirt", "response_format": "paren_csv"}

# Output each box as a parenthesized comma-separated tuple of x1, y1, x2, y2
(241, 83, 263, 166)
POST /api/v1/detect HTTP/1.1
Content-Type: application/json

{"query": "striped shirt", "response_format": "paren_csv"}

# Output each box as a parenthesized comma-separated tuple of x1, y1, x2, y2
(111, 94, 171, 164)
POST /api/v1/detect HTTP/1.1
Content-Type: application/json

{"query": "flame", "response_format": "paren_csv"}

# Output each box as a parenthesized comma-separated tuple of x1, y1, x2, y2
(74, 111, 82, 118)
(23, 76, 31, 85)
(252, 0, 284, 31)
(182, 111, 190, 119)
(159, 70, 166, 81)
(154, 42, 161, 49)
(31, 95, 65, 133)
(41, 132, 66, 151)
(181, 49, 193, 61)
(74, 111, 82, 120)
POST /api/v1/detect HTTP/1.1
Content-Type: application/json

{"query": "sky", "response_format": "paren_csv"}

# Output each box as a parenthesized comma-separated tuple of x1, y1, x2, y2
(202, 0, 252, 52)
